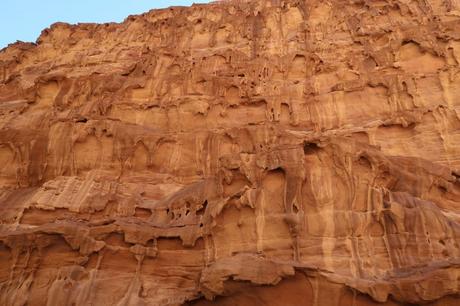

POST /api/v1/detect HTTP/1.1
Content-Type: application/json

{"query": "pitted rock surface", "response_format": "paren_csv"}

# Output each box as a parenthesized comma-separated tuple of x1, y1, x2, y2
(0, 0, 459, 305)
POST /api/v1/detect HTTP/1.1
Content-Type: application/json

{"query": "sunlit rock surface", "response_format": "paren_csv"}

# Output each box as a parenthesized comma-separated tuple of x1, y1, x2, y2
(0, 0, 460, 305)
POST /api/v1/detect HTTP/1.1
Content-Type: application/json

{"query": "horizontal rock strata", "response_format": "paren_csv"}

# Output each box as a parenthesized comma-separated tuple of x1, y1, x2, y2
(0, 0, 459, 305)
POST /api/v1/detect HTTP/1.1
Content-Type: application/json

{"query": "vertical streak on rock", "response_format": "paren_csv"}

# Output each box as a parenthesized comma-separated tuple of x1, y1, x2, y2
(255, 188, 266, 254)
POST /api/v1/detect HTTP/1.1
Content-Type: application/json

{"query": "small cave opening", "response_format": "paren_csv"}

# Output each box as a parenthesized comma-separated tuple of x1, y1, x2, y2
(75, 117, 88, 123)
(438, 185, 448, 193)
(357, 155, 372, 169)
(196, 200, 208, 216)
(303, 142, 320, 155)
(293, 204, 299, 214)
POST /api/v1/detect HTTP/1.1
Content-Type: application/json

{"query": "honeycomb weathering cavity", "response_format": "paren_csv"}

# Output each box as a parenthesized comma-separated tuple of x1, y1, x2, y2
(0, 0, 459, 305)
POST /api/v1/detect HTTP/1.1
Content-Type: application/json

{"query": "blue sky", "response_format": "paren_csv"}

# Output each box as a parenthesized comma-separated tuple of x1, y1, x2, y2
(0, 0, 211, 49)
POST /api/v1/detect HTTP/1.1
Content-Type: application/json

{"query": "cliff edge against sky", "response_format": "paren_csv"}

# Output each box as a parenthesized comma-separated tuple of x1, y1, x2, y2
(0, 0, 459, 305)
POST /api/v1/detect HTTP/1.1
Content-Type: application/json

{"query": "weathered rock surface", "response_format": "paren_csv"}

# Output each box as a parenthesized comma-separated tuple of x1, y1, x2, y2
(0, 0, 460, 305)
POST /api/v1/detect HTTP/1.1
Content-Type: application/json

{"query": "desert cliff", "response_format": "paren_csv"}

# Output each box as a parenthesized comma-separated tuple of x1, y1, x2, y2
(0, 0, 459, 305)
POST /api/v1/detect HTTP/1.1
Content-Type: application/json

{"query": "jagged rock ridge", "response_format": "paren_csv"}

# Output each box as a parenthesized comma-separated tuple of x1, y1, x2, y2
(0, 0, 459, 305)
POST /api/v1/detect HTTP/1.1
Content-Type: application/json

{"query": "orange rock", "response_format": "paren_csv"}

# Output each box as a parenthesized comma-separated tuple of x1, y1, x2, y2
(0, 1, 459, 305)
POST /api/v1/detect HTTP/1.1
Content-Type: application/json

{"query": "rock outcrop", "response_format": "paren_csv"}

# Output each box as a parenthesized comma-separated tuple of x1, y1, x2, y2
(0, 0, 460, 305)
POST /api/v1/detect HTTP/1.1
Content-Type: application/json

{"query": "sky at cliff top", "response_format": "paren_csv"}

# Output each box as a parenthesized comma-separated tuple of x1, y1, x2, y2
(0, 0, 211, 49)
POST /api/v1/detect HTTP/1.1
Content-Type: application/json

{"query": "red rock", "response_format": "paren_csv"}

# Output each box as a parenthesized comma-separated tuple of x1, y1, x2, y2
(0, 1, 459, 305)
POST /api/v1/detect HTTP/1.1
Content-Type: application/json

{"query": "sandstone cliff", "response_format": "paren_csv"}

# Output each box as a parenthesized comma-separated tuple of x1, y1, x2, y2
(0, 0, 460, 305)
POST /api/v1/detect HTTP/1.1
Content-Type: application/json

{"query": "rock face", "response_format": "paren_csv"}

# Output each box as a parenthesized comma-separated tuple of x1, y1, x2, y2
(0, 0, 460, 305)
